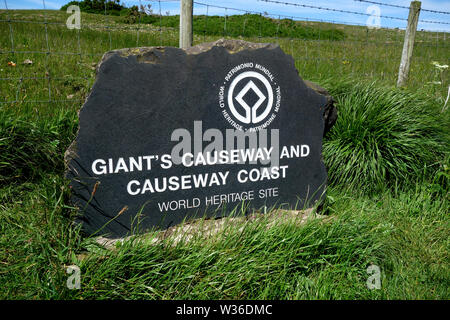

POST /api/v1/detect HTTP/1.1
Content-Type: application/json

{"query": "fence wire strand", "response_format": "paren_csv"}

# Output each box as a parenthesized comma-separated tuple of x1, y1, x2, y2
(0, 0, 448, 105)
(354, 0, 450, 15)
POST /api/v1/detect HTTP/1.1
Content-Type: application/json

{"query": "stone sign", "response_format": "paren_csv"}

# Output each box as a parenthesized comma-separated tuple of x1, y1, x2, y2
(65, 39, 335, 238)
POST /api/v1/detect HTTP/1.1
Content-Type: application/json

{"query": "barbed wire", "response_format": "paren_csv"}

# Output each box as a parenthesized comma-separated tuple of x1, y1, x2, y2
(354, 0, 450, 15)
(194, 1, 385, 29)
(0, 0, 448, 105)
(258, 0, 450, 25)
(0, 0, 176, 104)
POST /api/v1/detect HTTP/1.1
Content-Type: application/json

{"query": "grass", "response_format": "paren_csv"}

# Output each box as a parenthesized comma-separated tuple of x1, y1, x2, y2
(125, 13, 346, 41)
(0, 9, 448, 300)
(322, 80, 448, 194)
(1, 179, 448, 299)
(60, 1, 345, 40)
(0, 9, 448, 103)
(0, 107, 77, 185)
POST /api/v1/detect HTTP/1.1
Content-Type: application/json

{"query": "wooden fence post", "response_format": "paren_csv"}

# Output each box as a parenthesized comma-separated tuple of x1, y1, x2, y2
(179, 0, 193, 49)
(397, 1, 421, 87)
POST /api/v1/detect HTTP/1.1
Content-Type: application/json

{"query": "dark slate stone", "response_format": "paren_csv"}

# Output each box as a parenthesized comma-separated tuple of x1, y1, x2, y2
(65, 39, 334, 238)
(303, 80, 338, 135)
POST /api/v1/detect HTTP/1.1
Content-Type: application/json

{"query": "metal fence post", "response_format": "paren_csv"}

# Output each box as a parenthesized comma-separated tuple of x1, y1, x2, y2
(397, 1, 421, 87)
(179, 0, 193, 49)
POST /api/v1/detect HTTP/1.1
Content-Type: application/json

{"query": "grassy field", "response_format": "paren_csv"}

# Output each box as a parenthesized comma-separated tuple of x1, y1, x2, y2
(0, 9, 449, 299)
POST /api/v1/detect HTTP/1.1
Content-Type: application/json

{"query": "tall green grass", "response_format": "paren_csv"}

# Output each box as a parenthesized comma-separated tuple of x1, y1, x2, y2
(0, 106, 77, 186)
(322, 80, 449, 193)
(1, 180, 447, 299)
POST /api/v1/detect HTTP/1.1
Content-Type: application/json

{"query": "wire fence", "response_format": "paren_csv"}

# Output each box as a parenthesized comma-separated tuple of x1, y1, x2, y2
(0, 0, 448, 110)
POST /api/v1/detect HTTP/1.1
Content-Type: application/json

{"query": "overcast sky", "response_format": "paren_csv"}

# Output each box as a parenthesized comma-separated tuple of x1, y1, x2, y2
(4, 0, 450, 31)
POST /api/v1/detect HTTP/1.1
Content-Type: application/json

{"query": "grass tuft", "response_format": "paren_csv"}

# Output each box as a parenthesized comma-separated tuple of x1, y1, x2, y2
(0, 107, 77, 185)
(322, 80, 449, 193)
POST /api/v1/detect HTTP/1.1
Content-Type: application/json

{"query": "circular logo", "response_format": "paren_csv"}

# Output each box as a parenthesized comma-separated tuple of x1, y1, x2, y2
(218, 63, 281, 132)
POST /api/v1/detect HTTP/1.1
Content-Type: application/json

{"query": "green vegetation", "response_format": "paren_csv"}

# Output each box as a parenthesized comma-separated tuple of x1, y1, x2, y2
(0, 9, 448, 299)
(60, 0, 127, 16)
(322, 80, 448, 194)
(0, 108, 76, 185)
(59, 0, 345, 40)
(1, 174, 448, 299)
(124, 13, 346, 40)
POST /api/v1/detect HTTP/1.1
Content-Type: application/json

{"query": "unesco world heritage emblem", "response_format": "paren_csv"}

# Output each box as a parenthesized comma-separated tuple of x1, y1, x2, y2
(219, 63, 281, 132)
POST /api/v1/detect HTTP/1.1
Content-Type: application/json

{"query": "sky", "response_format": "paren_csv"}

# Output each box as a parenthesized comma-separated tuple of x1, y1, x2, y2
(3, 0, 450, 31)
